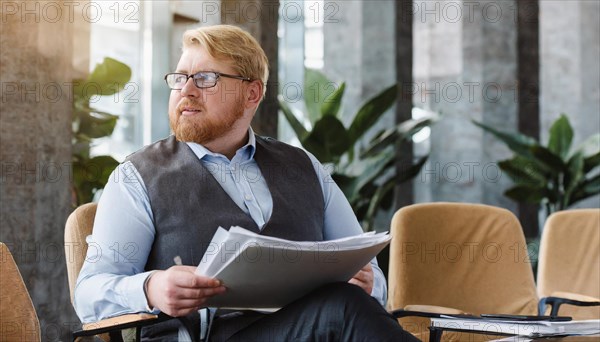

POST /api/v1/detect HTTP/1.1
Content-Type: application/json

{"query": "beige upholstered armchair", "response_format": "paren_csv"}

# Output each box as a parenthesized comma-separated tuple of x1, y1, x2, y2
(537, 209, 600, 319)
(0, 242, 41, 341)
(387, 202, 540, 341)
(65, 203, 159, 341)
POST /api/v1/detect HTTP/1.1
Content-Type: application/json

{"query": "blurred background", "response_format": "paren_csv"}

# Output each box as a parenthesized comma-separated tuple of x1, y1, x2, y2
(1, 1, 598, 340)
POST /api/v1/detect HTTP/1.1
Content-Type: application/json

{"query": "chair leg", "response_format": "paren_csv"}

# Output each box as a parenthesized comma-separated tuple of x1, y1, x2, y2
(109, 331, 124, 342)
(428, 326, 443, 342)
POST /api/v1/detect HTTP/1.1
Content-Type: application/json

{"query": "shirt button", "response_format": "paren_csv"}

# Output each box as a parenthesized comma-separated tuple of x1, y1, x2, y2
(244, 194, 252, 201)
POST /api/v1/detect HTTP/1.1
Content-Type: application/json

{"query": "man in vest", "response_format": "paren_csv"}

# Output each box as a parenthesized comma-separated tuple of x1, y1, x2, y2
(74, 25, 417, 341)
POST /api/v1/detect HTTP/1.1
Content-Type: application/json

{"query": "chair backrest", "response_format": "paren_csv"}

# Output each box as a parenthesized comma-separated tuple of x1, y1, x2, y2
(388, 202, 539, 317)
(537, 209, 600, 319)
(64, 203, 98, 304)
(0, 242, 41, 341)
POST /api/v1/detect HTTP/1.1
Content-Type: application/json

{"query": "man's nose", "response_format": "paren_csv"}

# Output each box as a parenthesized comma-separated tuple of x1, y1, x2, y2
(180, 77, 201, 98)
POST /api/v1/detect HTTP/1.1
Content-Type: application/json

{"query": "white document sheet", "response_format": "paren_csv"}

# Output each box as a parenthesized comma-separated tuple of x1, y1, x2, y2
(196, 226, 391, 309)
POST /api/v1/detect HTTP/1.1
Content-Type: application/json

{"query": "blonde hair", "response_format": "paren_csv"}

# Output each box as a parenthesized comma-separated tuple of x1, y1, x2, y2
(182, 25, 269, 98)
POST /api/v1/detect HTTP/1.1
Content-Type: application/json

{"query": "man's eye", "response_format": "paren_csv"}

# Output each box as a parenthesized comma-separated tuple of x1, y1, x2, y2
(194, 73, 210, 81)
(175, 75, 188, 83)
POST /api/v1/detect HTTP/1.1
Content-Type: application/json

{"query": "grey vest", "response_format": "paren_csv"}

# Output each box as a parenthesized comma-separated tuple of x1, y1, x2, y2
(127, 135, 325, 272)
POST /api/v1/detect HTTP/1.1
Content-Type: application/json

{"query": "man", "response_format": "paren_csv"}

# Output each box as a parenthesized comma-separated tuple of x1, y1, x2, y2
(74, 25, 418, 341)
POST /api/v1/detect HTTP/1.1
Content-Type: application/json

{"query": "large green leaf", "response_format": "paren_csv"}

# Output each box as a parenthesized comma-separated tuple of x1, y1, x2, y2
(583, 151, 600, 173)
(88, 155, 120, 185)
(341, 151, 395, 203)
(303, 68, 333, 124)
(548, 114, 573, 160)
(565, 152, 584, 188)
(530, 145, 566, 173)
(347, 84, 398, 144)
(278, 95, 308, 140)
(396, 156, 428, 183)
(361, 115, 438, 157)
(570, 173, 600, 205)
(72, 155, 119, 205)
(363, 179, 396, 231)
(360, 158, 422, 229)
(75, 57, 132, 99)
(472, 120, 538, 157)
(301, 116, 350, 163)
(564, 152, 584, 206)
(78, 111, 119, 139)
(498, 156, 546, 186)
(321, 82, 345, 118)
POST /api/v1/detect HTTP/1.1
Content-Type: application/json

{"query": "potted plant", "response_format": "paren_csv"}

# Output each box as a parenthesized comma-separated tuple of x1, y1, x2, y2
(279, 69, 438, 231)
(71, 57, 131, 206)
(473, 114, 599, 218)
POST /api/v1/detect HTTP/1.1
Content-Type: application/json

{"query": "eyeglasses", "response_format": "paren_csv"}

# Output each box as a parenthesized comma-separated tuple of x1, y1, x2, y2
(164, 71, 252, 90)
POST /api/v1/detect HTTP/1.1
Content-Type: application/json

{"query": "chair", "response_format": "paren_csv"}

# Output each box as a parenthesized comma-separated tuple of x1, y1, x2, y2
(65, 203, 159, 341)
(0, 242, 41, 341)
(387, 202, 540, 341)
(537, 209, 600, 319)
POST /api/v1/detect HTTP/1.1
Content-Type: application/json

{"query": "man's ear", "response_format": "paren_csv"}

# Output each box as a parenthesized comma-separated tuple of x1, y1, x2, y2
(244, 80, 264, 109)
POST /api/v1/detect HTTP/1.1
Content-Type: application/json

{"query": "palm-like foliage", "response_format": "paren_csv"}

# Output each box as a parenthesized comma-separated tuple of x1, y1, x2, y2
(474, 114, 599, 216)
(279, 69, 438, 230)
(72, 57, 131, 206)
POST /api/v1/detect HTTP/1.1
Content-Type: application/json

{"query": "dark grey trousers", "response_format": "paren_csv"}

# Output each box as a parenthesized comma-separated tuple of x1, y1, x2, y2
(208, 282, 420, 342)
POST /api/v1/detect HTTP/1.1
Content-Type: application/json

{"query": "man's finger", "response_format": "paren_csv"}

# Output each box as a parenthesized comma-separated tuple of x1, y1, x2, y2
(174, 286, 227, 299)
(169, 272, 222, 288)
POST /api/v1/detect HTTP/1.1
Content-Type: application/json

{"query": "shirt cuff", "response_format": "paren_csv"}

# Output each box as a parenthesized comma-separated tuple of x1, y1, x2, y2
(122, 271, 160, 314)
(371, 263, 388, 307)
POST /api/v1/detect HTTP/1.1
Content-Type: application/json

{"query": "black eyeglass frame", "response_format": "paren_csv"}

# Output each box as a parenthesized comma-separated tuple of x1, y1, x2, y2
(164, 71, 253, 90)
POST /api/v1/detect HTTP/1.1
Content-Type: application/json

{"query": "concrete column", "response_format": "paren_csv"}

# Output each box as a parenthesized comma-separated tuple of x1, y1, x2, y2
(395, 0, 414, 209)
(517, 0, 540, 237)
(323, 0, 396, 129)
(541, 0, 600, 209)
(541, 1, 599, 144)
(414, 0, 518, 214)
(322, 0, 396, 229)
(221, 0, 280, 137)
(0, 1, 80, 340)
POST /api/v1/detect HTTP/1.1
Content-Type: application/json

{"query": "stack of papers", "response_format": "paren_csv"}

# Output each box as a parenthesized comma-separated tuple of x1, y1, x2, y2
(431, 316, 600, 338)
(196, 226, 391, 309)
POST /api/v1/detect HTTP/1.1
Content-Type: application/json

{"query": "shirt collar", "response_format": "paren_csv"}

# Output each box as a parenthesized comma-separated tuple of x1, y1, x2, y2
(185, 127, 256, 162)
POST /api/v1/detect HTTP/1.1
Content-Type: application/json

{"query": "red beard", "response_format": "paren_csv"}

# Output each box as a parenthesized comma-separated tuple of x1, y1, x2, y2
(170, 97, 245, 145)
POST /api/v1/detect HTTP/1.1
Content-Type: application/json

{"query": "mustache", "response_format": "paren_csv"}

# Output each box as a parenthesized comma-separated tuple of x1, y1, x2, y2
(176, 99, 205, 113)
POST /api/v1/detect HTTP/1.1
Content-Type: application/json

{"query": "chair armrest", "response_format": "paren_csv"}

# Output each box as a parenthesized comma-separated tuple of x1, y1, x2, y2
(403, 305, 467, 315)
(538, 292, 600, 317)
(74, 313, 160, 339)
(551, 292, 600, 303)
(390, 304, 467, 318)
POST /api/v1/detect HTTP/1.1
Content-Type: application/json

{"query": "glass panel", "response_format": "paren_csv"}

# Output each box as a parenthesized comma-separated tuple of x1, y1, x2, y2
(89, 0, 143, 161)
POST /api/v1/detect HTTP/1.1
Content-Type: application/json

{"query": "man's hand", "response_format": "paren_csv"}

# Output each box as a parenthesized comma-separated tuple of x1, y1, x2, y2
(146, 266, 226, 317)
(348, 263, 374, 295)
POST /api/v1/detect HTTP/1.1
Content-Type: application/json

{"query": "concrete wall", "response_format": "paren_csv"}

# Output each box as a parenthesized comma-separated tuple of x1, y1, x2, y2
(541, 0, 600, 209)
(323, 0, 599, 232)
(413, 0, 518, 213)
(1, 1, 87, 340)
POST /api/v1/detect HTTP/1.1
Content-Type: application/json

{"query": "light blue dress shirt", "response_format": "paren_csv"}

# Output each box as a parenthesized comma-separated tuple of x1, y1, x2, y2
(74, 131, 387, 323)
